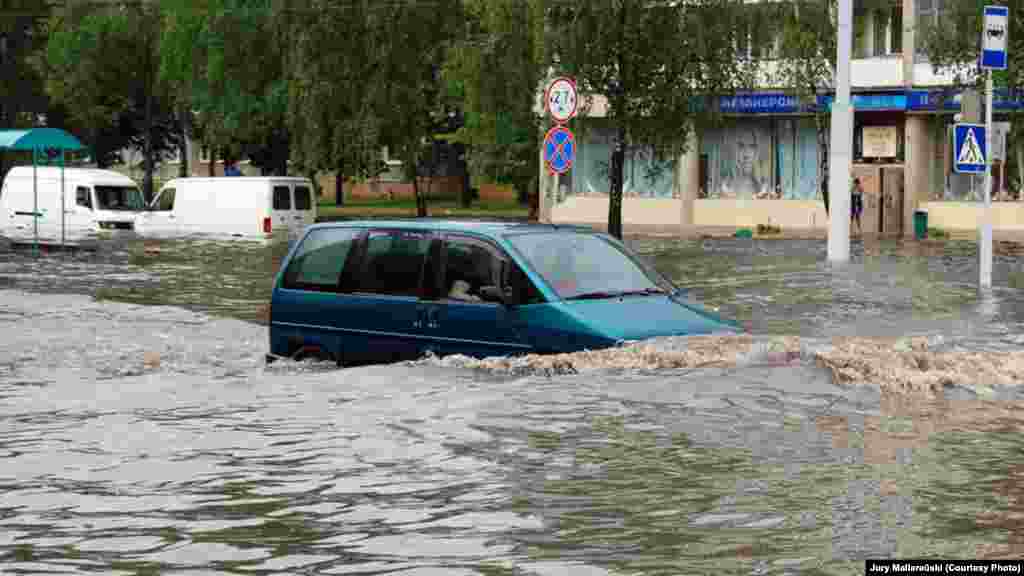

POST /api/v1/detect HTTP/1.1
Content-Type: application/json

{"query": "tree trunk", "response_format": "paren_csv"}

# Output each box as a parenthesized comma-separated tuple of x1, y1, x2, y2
(143, 84, 155, 204)
(418, 145, 431, 217)
(607, 126, 626, 239)
(528, 174, 539, 221)
(410, 153, 426, 218)
(817, 114, 829, 216)
(208, 145, 216, 177)
(178, 105, 189, 178)
(335, 156, 345, 206)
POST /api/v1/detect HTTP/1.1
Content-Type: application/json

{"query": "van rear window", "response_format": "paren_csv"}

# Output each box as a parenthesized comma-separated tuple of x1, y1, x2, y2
(294, 187, 312, 210)
(273, 186, 291, 210)
(282, 228, 360, 291)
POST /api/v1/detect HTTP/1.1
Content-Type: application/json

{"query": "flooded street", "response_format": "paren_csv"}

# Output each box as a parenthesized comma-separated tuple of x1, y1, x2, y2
(2, 235, 1024, 574)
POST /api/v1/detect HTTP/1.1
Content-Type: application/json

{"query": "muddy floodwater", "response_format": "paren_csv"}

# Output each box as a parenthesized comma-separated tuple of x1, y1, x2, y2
(1, 234, 1024, 575)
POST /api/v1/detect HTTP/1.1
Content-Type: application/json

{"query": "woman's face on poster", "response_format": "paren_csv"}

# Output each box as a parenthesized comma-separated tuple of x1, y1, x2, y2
(736, 129, 758, 176)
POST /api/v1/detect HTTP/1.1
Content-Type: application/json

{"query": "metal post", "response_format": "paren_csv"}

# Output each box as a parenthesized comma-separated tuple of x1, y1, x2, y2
(32, 147, 38, 257)
(980, 70, 994, 288)
(827, 0, 853, 263)
(61, 149, 65, 248)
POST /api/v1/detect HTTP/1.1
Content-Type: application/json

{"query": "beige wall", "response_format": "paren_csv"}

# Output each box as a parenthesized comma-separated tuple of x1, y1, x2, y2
(904, 116, 933, 237)
(920, 202, 1024, 231)
(550, 196, 831, 230)
(694, 199, 828, 229)
(549, 196, 1024, 234)
(551, 196, 682, 227)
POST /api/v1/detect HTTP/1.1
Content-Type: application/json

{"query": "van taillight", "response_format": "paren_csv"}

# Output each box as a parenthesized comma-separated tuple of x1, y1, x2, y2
(263, 217, 272, 234)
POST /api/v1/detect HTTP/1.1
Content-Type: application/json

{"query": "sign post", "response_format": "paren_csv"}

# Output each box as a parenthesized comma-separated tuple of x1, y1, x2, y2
(979, 5, 1008, 288)
(541, 77, 578, 211)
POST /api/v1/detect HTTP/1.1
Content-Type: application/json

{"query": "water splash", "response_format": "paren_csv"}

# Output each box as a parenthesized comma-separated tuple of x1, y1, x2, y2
(418, 334, 1024, 397)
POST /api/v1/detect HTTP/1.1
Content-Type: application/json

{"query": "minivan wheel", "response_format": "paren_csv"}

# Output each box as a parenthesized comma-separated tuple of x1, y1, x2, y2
(291, 345, 335, 365)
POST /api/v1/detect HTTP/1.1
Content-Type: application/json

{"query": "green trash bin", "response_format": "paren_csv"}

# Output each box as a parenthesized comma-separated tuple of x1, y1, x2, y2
(914, 210, 928, 240)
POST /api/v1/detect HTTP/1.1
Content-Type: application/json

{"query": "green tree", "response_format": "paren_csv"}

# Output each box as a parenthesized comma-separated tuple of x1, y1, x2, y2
(287, 0, 463, 216)
(39, 1, 176, 200)
(919, 1, 1023, 192)
(376, 0, 465, 217)
(547, 0, 748, 238)
(285, 0, 383, 206)
(160, 0, 292, 177)
(0, 3, 51, 178)
(444, 0, 546, 215)
(767, 0, 837, 214)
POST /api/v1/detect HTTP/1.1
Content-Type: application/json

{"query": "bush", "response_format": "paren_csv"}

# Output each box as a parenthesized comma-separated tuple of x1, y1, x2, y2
(756, 223, 781, 235)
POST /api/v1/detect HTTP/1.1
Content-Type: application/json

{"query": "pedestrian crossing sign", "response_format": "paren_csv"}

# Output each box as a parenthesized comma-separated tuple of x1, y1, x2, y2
(953, 123, 987, 174)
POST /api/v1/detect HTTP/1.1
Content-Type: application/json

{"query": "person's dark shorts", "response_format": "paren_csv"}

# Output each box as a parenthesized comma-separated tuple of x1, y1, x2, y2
(851, 194, 863, 217)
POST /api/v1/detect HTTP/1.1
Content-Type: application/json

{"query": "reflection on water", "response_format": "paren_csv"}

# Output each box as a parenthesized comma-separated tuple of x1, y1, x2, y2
(1, 235, 1024, 573)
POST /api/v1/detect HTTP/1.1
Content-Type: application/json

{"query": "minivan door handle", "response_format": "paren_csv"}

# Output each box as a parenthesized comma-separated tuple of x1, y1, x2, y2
(415, 307, 439, 329)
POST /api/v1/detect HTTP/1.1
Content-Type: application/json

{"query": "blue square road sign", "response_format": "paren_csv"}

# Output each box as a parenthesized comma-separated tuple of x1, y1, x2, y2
(953, 123, 987, 174)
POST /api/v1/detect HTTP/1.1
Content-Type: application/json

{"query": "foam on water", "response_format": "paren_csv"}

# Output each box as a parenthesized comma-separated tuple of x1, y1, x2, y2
(417, 333, 1024, 397)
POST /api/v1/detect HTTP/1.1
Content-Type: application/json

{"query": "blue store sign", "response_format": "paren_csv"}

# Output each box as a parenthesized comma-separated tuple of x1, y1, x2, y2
(720, 93, 802, 114)
(817, 93, 907, 111)
(719, 89, 1024, 115)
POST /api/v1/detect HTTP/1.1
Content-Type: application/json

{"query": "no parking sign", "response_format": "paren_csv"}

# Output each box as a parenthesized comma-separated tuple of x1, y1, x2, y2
(543, 125, 575, 175)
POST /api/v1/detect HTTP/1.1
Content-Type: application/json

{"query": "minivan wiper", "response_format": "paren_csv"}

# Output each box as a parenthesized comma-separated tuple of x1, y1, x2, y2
(565, 288, 667, 301)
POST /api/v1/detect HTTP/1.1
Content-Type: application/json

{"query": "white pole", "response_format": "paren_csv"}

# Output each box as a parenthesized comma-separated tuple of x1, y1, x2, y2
(61, 150, 65, 248)
(980, 70, 994, 288)
(828, 0, 853, 263)
(33, 150, 38, 257)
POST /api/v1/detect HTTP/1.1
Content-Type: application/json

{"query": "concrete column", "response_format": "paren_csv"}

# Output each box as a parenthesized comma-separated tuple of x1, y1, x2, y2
(904, 115, 932, 237)
(678, 128, 700, 235)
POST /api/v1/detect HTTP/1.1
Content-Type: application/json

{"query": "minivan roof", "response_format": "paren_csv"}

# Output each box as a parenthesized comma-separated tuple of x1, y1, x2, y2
(306, 219, 596, 236)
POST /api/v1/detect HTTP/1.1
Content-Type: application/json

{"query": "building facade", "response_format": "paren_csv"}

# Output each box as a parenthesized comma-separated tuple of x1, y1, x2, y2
(541, 0, 1024, 236)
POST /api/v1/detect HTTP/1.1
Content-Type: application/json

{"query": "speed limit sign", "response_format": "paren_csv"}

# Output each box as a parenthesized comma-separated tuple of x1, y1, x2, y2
(545, 77, 578, 124)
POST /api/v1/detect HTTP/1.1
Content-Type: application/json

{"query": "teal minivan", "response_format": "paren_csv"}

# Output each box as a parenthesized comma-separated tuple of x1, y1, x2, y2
(268, 220, 739, 366)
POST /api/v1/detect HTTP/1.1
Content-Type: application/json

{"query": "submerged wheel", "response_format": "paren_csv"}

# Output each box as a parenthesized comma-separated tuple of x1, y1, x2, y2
(291, 345, 339, 365)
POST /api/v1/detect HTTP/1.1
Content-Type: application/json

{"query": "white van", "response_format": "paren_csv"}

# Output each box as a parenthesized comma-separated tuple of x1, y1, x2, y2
(135, 177, 317, 239)
(0, 166, 145, 243)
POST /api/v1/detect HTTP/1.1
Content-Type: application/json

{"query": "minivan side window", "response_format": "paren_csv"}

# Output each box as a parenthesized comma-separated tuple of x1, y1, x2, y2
(294, 186, 312, 210)
(506, 261, 546, 305)
(442, 236, 503, 303)
(154, 189, 175, 211)
(76, 186, 92, 209)
(282, 228, 361, 292)
(273, 186, 291, 210)
(351, 230, 431, 297)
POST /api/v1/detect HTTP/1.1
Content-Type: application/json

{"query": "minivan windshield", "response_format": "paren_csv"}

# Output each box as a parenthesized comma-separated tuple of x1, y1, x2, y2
(94, 185, 146, 211)
(505, 231, 677, 300)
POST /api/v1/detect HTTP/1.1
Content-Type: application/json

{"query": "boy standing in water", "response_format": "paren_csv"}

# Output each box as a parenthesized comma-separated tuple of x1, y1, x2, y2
(851, 177, 864, 233)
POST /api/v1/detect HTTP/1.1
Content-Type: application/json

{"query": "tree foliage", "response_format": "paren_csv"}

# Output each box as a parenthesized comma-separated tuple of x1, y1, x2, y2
(39, 1, 177, 199)
(287, 0, 463, 214)
(920, 0, 1024, 190)
(766, 0, 837, 213)
(444, 0, 546, 213)
(547, 0, 747, 238)
(286, 0, 382, 202)
(161, 0, 291, 176)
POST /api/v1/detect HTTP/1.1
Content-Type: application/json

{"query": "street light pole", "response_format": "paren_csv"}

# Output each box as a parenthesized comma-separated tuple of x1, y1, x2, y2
(827, 0, 853, 263)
